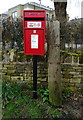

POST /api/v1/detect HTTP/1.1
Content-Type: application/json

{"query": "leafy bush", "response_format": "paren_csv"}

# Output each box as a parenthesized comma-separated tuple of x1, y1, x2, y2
(37, 85, 49, 102)
(2, 18, 23, 51)
(62, 88, 71, 101)
(2, 81, 28, 108)
(2, 82, 63, 118)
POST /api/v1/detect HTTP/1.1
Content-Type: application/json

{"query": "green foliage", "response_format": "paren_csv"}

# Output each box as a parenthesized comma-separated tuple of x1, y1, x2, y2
(15, 51, 46, 62)
(27, 84, 33, 90)
(2, 82, 63, 118)
(37, 85, 49, 102)
(37, 55, 46, 62)
(47, 107, 62, 118)
(2, 81, 29, 108)
(77, 51, 83, 54)
(66, 20, 82, 45)
(2, 81, 32, 118)
(62, 88, 71, 101)
(26, 102, 42, 118)
(16, 51, 32, 62)
(68, 52, 79, 56)
(3, 81, 82, 118)
(60, 50, 81, 56)
(60, 19, 82, 52)
(3, 102, 19, 118)
(2, 18, 23, 51)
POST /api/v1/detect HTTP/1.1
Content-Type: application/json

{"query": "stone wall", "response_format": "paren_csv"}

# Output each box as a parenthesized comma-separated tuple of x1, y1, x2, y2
(61, 63, 83, 90)
(1, 62, 83, 90)
(2, 62, 48, 84)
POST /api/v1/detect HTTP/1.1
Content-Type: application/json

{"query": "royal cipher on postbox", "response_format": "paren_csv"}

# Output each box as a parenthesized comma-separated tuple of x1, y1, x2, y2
(23, 10, 46, 55)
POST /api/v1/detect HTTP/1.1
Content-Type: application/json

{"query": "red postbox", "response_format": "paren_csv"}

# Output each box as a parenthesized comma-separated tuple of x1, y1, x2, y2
(23, 10, 46, 55)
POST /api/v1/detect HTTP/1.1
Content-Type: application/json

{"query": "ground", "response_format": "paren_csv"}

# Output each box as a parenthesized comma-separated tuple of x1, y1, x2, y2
(62, 99, 82, 118)
(2, 81, 83, 119)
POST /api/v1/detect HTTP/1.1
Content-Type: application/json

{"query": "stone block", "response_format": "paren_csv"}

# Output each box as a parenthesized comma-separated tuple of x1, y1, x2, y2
(2, 75, 10, 81)
(41, 78, 47, 82)
(0, 67, 2, 70)
(62, 78, 70, 83)
(2, 67, 7, 70)
(73, 75, 81, 78)
(75, 83, 83, 88)
(62, 73, 73, 79)
(70, 78, 81, 83)
(2, 69, 7, 73)
(11, 76, 20, 81)
(38, 78, 41, 81)
(26, 80, 33, 84)
(37, 81, 41, 84)
(67, 87, 78, 92)
(7, 70, 15, 74)
(3, 65, 10, 68)
(62, 82, 71, 88)
(19, 77, 23, 80)
(8, 64, 15, 67)
(37, 70, 40, 74)
(26, 76, 32, 81)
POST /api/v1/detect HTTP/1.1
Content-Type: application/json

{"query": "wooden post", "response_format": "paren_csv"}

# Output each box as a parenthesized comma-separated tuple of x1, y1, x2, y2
(48, 20, 62, 107)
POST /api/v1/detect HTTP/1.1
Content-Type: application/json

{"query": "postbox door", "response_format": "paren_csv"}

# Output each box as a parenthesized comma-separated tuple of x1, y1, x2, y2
(24, 29, 44, 55)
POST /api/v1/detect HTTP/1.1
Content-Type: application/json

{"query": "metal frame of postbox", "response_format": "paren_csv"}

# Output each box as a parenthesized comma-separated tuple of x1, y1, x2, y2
(23, 10, 46, 55)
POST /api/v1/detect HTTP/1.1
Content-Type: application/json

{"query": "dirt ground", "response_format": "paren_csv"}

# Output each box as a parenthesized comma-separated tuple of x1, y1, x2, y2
(61, 98, 83, 119)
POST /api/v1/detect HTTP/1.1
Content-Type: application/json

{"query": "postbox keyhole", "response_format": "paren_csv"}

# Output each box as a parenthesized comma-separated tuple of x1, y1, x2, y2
(33, 30, 36, 33)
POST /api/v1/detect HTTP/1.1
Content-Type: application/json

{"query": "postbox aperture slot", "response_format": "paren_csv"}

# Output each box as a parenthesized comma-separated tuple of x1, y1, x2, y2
(24, 18, 44, 21)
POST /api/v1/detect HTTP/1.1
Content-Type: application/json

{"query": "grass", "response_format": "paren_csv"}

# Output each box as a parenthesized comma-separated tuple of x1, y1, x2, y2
(2, 81, 63, 119)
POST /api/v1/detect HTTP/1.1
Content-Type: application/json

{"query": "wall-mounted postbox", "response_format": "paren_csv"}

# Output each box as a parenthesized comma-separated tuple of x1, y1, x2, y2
(23, 10, 46, 55)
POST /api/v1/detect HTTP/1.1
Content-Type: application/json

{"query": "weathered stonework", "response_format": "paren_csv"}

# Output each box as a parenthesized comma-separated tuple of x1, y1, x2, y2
(1, 62, 83, 91)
